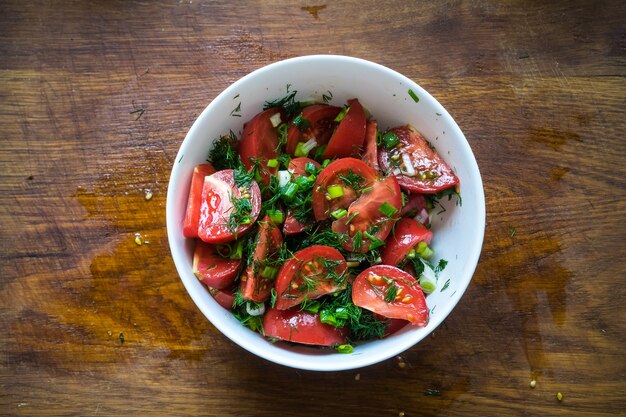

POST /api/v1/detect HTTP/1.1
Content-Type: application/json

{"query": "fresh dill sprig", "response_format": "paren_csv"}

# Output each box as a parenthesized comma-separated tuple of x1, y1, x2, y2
(208, 131, 239, 170)
(263, 90, 301, 119)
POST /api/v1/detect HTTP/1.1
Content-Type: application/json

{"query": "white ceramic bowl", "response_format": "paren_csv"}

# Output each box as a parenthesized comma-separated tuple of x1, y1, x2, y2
(166, 55, 485, 371)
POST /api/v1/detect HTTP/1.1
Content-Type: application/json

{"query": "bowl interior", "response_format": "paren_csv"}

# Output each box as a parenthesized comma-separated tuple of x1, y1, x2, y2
(166, 55, 485, 371)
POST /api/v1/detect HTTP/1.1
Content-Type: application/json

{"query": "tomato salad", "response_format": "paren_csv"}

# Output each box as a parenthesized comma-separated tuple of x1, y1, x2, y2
(183, 92, 459, 352)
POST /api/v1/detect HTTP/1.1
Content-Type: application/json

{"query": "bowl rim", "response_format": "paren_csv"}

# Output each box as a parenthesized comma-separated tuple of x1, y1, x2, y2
(166, 54, 486, 371)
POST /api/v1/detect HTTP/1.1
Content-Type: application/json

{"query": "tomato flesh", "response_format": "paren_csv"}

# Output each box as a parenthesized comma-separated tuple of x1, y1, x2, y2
(263, 307, 347, 346)
(239, 108, 284, 186)
(401, 192, 430, 226)
(274, 245, 348, 310)
(352, 265, 428, 326)
(362, 119, 379, 170)
(197, 169, 261, 244)
(378, 125, 459, 193)
(286, 105, 341, 155)
(240, 217, 283, 302)
(209, 287, 236, 310)
(193, 241, 242, 289)
(380, 218, 433, 266)
(311, 158, 378, 221)
(183, 163, 216, 238)
(323, 99, 367, 158)
(331, 175, 402, 253)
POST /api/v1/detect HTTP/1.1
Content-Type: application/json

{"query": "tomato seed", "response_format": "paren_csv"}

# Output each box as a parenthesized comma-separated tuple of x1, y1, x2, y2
(401, 296, 412, 303)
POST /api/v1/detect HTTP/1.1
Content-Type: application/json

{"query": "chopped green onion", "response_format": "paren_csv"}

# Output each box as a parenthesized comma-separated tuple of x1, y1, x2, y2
(267, 209, 284, 224)
(405, 249, 416, 259)
(322, 159, 331, 168)
(229, 240, 244, 259)
(408, 89, 420, 103)
(378, 201, 398, 217)
(381, 131, 399, 149)
(346, 261, 360, 268)
(336, 344, 353, 354)
(292, 113, 311, 131)
(331, 209, 348, 219)
(313, 144, 326, 160)
(240, 217, 252, 225)
(261, 266, 278, 280)
(282, 182, 299, 201)
(418, 262, 437, 294)
(294, 175, 311, 189)
(267, 158, 279, 168)
(334, 105, 350, 122)
(305, 162, 317, 175)
(320, 309, 338, 326)
(363, 231, 385, 250)
(326, 185, 344, 199)
(302, 300, 321, 314)
(416, 241, 434, 259)
(294, 138, 318, 157)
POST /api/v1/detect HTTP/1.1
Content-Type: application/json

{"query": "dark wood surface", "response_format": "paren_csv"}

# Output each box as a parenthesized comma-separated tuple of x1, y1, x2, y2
(1, 1, 625, 415)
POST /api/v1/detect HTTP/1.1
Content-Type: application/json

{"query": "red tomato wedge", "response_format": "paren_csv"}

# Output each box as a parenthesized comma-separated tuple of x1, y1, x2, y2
(209, 286, 236, 310)
(352, 265, 428, 326)
(193, 241, 242, 289)
(197, 169, 261, 244)
(240, 217, 283, 302)
(373, 313, 409, 337)
(275, 245, 348, 310)
(311, 158, 379, 221)
(282, 157, 321, 235)
(378, 125, 459, 193)
(380, 218, 433, 266)
(362, 119, 379, 170)
(286, 105, 341, 155)
(263, 307, 347, 346)
(239, 108, 285, 186)
(323, 99, 367, 158)
(183, 163, 216, 238)
(331, 175, 402, 253)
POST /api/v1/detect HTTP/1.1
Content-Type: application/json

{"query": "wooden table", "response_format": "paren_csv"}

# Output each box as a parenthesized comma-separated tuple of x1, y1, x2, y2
(1, 1, 624, 415)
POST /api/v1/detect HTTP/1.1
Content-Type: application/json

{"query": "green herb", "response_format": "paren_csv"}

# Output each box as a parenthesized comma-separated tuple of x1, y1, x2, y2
(275, 123, 289, 151)
(231, 291, 264, 333)
(293, 113, 311, 131)
(363, 231, 385, 250)
(208, 131, 239, 170)
(352, 231, 363, 252)
(408, 89, 420, 103)
(322, 91, 333, 103)
(230, 102, 242, 117)
(267, 209, 284, 224)
(384, 281, 398, 303)
(378, 201, 398, 217)
(331, 208, 348, 219)
(338, 170, 365, 189)
(233, 164, 254, 189)
(509, 225, 516, 238)
(435, 259, 448, 273)
(270, 288, 277, 308)
(381, 131, 399, 149)
(281, 182, 299, 202)
(336, 344, 353, 354)
(305, 162, 318, 175)
(129, 107, 145, 120)
(345, 211, 360, 225)
(440, 279, 451, 292)
(227, 194, 252, 236)
(263, 90, 301, 119)
(334, 105, 350, 122)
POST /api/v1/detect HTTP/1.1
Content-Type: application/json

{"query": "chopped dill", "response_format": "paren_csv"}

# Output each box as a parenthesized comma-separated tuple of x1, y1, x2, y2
(263, 90, 301, 119)
(384, 281, 398, 303)
(208, 131, 239, 170)
(338, 170, 365, 189)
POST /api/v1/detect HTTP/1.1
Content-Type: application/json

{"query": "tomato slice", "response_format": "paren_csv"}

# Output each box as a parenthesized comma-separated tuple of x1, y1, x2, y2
(263, 307, 347, 346)
(362, 119, 379, 171)
(193, 241, 242, 289)
(183, 163, 216, 238)
(286, 105, 341, 155)
(380, 218, 433, 266)
(323, 99, 367, 158)
(239, 108, 285, 186)
(352, 265, 428, 326)
(311, 158, 379, 221)
(378, 125, 459, 193)
(240, 217, 283, 302)
(208, 286, 236, 310)
(274, 245, 348, 310)
(331, 175, 402, 253)
(282, 157, 321, 235)
(197, 169, 261, 244)
(373, 313, 409, 337)
(400, 192, 430, 226)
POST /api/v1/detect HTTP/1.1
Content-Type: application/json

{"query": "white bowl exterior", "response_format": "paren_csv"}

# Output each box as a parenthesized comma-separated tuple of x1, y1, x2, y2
(166, 55, 485, 371)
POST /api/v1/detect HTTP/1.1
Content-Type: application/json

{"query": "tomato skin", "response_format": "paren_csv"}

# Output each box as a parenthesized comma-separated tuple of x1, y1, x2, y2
(288, 157, 320, 176)
(311, 158, 379, 221)
(378, 125, 459, 193)
(240, 217, 283, 302)
(197, 170, 261, 244)
(286, 105, 342, 155)
(352, 265, 428, 326)
(373, 313, 409, 337)
(183, 163, 216, 238)
(323, 99, 367, 158)
(401, 192, 430, 226)
(263, 307, 347, 346)
(209, 287, 236, 310)
(239, 108, 285, 186)
(193, 241, 242, 289)
(331, 175, 402, 253)
(283, 211, 307, 235)
(362, 119, 379, 171)
(274, 245, 348, 310)
(380, 218, 433, 266)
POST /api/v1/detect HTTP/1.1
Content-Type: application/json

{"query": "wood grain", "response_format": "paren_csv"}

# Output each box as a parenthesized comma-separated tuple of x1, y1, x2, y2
(1, 0, 625, 415)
